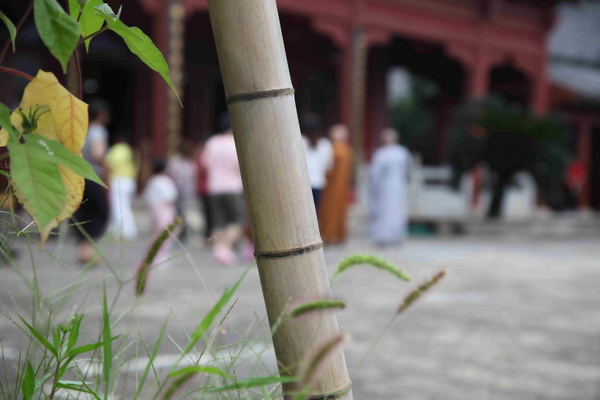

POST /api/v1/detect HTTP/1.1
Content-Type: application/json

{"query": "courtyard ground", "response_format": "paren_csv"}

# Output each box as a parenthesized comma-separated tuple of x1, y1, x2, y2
(1, 210, 599, 399)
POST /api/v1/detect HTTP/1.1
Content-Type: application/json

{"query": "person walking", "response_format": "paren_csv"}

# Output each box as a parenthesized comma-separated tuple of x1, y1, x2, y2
(301, 114, 333, 211)
(196, 141, 212, 241)
(105, 134, 138, 240)
(200, 114, 245, 265)
(143, 159, 178, 267)
(167, 140, 198, 242)
(319, 124, 354, 243)
(369, 128, 411, 246)
(73, 99, 110, 264)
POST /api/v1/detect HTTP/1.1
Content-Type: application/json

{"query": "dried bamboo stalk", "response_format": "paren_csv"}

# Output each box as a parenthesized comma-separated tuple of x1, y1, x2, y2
(207, 1, 352, 398)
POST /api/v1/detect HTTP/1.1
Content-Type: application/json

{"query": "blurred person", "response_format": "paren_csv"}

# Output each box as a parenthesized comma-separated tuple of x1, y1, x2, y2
(143, 159, 178, 267)
(301, 113, 333, 210)
(105, 134, 138, 240)
(319, 124, 354, 243)
(369, 127, 411, 246)
(200, 114, 245, 266)
(167, 139, 198, 242)
(73, 99, 110, 264)
(196, 141, 212, 240)
(565, 158, 587, 210)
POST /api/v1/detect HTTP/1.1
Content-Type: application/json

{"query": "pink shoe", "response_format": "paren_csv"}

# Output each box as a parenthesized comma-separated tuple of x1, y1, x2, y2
(242, 242, 255, 263)
(214, 245, 237, 266)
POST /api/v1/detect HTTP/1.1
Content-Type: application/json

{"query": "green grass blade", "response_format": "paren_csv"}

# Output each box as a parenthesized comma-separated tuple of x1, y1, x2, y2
(180, 266, 250, 358)
(79, 380, 102, 400)
(168, 366, 231, 380)
(56, 381, 100, 399)
(66, 341, 104, 358)
(101, 284, 112, 400)
(205, 376, 298, 393)
(66, 314, 83, 353)
(137, 316, 169, 395)
(52, 327, 61, 353)
(19, 317, 58, 358)
(21, 362, 35, 400)
(261, 386, 274, 400)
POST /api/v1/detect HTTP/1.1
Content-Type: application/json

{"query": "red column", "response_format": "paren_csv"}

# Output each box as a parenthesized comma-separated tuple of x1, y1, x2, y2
(467, 53, 491, 210)
(470, 54, 490, 99)
(532, 58, 550, 115)
(338, 37, 353, 131)
(578, 119, 593, 209)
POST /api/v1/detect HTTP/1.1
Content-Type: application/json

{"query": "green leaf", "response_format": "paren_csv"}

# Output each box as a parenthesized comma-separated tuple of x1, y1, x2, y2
(79, 380, 102, 400)
(7, 133, 66, 230)
(56, 381, 100, 399)
(205, 376, 298, 393)
(21, 362, 35, 400)
(69, 0, 104, 51)
(34, 372, 54, 394)
(102, 284, 112, 400)
(168, 366, 232, 380)
(181, 266, 249, 357)
(19, 317, 58, 358)
(0, 103, 19, 138)
(34, 0, 80, 72)
(66, 314, 83, 353)
(0, 11, 16, 52)
(29, 134, 106, 187)
(52, 326, 62, 352)
(66, 340, 104, 358)
(94, 4, 180, 102)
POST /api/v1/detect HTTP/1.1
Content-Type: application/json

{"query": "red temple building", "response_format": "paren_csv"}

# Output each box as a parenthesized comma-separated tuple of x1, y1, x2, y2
(1, 0, 598, 209)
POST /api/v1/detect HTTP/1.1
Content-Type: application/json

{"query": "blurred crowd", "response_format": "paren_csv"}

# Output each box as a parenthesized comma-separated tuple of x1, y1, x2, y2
(75, 101, 413, 266)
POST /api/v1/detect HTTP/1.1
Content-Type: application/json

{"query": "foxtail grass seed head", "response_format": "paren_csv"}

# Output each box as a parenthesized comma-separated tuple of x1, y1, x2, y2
(298, 333, 347, 389)
(135, 217, 183, 297)
(397, 269, 447, 314)
(290, 299, 346, 319)
(331, 254, 410, 284)
(163, 372, 196, 400)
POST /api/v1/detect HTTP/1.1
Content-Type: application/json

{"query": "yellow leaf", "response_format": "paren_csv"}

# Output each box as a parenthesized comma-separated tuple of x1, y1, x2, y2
(20, 70, 88, 152)
(3, 70, 90, 245)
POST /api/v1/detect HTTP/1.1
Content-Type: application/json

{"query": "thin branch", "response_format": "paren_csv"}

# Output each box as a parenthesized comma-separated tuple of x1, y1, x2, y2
(0, 66, 34, 81)
(0, 0, 34, 64)
(77, 26, 108, 46)
(73, 50, 83, 100)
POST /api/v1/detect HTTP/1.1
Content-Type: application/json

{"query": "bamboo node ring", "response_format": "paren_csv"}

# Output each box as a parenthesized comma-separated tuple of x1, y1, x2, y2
(254, 241, 323, 259)
(226, 87, 295, 105)
(286, 382, 352, 400)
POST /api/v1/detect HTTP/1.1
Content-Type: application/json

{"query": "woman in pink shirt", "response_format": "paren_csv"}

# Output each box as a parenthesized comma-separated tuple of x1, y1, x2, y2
(199, 115, 245, 265)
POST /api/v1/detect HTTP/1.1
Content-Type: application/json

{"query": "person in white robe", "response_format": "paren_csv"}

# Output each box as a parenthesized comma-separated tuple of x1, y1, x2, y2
(369, 128, 411, 245)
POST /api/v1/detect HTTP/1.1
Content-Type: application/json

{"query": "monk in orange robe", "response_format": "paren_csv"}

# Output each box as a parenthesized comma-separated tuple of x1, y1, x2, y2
(319, 124, 354, 243)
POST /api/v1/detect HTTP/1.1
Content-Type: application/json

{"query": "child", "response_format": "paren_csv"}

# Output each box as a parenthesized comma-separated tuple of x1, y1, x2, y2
(143, 159, 178, 267)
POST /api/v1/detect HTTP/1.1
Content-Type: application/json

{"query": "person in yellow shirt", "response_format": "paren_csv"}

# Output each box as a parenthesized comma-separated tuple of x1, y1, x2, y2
(105, 135, 138, 240)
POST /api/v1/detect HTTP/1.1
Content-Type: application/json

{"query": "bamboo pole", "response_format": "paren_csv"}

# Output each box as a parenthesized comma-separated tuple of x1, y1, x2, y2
(207, 1, 353, 399)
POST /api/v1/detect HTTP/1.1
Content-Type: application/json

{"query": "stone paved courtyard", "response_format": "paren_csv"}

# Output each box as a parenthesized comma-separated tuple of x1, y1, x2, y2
(1, 215, 599, 399)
